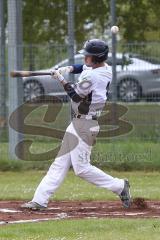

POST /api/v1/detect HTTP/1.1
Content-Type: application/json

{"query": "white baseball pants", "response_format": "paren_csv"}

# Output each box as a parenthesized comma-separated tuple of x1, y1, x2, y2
(32, 119, 124, 207)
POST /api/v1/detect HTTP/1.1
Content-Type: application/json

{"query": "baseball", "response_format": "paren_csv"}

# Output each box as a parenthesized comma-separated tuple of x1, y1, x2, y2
(111, 26, 119, 34)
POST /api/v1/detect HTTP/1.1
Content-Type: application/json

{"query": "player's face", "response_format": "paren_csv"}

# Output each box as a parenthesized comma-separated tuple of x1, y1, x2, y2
(84, 55, 93, 66)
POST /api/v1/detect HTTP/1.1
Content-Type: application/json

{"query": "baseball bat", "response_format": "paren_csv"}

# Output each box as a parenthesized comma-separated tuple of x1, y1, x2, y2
(10, 70, 54, 78)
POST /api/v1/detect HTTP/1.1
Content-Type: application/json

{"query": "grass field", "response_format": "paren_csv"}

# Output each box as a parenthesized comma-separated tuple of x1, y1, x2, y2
(0, 170, 160, 239)
(1, 102, 160, 172)
(17, 102, 160, 143)
(1, 218, 160, 240)
(0, 141, 160, 171)
(0, 170, 160, 201)
(1, 102, 160, 143)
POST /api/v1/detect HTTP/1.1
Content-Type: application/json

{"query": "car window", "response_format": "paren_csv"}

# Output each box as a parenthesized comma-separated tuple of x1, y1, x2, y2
(53, 53, 132, 69)
(74, 56, 84, 64)
(129, 54, 160, 65)
(107, 55, 132, 66)
(54, 55, 84, 68)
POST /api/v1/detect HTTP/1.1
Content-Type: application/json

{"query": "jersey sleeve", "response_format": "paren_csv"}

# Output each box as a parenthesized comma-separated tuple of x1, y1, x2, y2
(71, 64, 92, 74)
(63, 70, 93, 103)
(71, 64, 83, 74)
(74, 70, 93, 97)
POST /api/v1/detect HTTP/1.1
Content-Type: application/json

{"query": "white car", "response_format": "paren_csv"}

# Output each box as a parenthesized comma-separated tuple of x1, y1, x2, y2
(23, 53, 160, 102)
(116, 56, 160, 101)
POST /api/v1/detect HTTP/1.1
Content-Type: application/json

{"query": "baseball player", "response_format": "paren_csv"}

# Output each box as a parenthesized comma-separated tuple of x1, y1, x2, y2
(21, 39, 131, 210)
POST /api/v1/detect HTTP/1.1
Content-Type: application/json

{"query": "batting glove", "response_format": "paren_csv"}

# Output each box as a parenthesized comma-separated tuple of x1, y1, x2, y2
(58, 66, 73, 75)
(51, 70, 65, 82)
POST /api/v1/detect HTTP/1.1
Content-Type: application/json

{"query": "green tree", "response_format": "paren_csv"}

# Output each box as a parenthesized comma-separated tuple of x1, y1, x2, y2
(23, 0, 68, 44)
(23, 0, 160, 44)
(23, 0, 109, 44)
(117, 0, 160, 42)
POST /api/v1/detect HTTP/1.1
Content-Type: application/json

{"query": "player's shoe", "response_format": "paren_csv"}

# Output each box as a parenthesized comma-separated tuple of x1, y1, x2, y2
(21, 201, 46, 210)
(119, 179, 131, 208)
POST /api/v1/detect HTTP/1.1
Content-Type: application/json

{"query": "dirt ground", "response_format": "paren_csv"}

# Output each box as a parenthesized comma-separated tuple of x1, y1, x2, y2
(0, 199, 160, 225)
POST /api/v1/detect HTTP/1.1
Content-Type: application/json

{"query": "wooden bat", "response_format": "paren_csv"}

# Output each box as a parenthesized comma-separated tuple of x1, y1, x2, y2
(10, 70, 54, 78)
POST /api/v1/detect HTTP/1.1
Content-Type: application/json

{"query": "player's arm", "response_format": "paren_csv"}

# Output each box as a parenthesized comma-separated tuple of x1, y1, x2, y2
(58, 64, 91, 75)
(52, 70, 92, 103)
(63, 82, 83, 103)
(57, 65, 82, 74)
(63, 81, 92, 103)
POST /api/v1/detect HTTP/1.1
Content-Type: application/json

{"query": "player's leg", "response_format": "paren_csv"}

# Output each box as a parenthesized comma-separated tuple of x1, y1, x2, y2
(32, 128, 79, 207)
(21, 126, 77, 209)
(31, 153, 71, 207)
(21, 152, 71, 209)
(70, 119, 130, 203)
(71, 141, 131, 208)
(71, 139, 124, 194)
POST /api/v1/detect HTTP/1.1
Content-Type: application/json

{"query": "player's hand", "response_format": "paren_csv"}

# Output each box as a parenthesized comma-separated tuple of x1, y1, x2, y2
(58, 66, 73, 75)
(51, 70, 65, 82)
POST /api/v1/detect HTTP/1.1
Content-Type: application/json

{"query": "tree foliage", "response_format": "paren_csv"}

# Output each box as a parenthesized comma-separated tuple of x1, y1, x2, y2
(117, 0, 160, 42)
(23, 0, 160, 44)
(23, 0, 109, 44)
(23, 0, 67, 44)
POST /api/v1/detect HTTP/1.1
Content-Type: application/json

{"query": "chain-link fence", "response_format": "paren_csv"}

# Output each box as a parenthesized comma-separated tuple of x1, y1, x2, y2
(0, 42, 160, 170)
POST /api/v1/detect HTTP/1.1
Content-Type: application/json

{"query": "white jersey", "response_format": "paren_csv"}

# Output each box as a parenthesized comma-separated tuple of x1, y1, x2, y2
(71, 64, 112, 116)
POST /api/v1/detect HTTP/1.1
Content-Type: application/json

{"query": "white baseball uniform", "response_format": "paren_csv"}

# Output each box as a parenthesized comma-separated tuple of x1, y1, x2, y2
(32, 64, 124, 207)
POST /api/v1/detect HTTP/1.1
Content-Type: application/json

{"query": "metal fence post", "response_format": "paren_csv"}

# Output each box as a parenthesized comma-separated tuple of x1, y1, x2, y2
(67, 0, 75, 120)
(0, 0, 6, 128)
(67, 0, 75, 82)
(110, 0, 117, 101)
(7, 0, 23, 159)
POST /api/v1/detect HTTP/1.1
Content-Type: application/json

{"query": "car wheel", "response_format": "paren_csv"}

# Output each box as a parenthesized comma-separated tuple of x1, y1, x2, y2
(23, 80, 44, 102)
(117, 78, 141, 102)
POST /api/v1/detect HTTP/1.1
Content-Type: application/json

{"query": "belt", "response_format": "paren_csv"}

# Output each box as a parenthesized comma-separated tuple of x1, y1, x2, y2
(75, 114, 98, 120)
